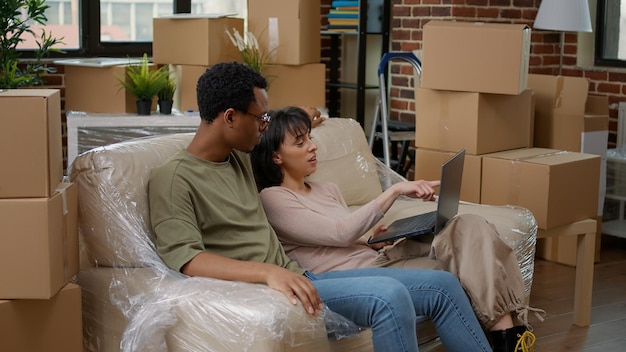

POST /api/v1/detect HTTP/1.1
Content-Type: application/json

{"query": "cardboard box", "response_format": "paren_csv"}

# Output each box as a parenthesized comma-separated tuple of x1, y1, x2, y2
(264, 64, 326, 109)
(153, 16, 244, 66)
(65, 64, 159, 114)
(178, 63, 326, 112)
(178, 64, 207, 112)
(481, 148, 600, 230)
(421, 21, 531, 95)
(414, 88, 534, 155)
(0, 89, 62, 198)
(527, 74, 590, 148)
(0, 183, 78, 299)
(248, 0, 321, 65)
(0, 283, 82, 352)
(414, 148, 482, 203)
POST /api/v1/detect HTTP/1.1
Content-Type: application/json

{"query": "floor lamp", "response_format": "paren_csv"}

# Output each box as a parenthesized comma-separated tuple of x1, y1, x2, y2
(533, 0, 593, 75)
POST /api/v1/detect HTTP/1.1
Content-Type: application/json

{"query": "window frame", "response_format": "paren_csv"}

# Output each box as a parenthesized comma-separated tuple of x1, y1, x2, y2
(595, 0, 626, 68)
(20, 0, 192, 59)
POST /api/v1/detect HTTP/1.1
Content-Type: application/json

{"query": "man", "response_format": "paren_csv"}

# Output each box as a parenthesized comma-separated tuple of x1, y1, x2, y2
(148, 62, 491, 351)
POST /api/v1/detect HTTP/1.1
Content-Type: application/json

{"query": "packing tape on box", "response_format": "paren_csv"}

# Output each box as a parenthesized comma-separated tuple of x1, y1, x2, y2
(438, 94, 451, 151)
(268, 17, 279, 63)
(553, 76, 564, 110)
(510, 150, 571, 161)
(55, 186, 68, 215)
(55, 186, 71, 280)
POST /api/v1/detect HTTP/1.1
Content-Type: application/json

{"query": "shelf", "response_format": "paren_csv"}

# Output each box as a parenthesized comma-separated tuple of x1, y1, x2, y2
(324, 0, 390, 126)
(321, 30, 385, 36)
(326, 82, 379, 90)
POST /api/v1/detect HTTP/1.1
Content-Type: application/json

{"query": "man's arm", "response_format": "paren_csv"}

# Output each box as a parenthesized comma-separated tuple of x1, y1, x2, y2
(182, 252, 323, 316)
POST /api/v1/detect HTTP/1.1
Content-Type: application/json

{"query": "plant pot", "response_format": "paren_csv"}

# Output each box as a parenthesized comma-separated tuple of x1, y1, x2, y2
(158, 100, 173, 115)
(136, 100, 152, 115)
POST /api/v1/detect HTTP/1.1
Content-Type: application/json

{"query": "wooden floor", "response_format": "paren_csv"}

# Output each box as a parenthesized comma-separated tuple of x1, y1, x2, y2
(527, 234, 626, 351)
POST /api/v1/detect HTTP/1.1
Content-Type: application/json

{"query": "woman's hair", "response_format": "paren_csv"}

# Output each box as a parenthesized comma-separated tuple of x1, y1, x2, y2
(251, 106, 311, 191)
(196, 62, 267, 124)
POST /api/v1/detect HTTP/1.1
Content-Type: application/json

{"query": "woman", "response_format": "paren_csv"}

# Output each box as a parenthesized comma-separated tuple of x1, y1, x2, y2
(251, 106, 543, 352)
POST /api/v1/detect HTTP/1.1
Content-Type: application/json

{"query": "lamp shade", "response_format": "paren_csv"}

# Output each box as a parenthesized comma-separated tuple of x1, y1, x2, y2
(534, 0, 593, 32)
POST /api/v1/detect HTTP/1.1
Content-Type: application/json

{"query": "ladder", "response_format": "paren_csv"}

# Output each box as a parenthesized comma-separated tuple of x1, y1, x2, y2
(368, 52, 422, 176)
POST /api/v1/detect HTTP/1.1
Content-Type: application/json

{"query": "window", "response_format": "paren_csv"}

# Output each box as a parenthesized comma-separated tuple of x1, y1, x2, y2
(17, 0, 246, 58)
(596, 0, 626, 67)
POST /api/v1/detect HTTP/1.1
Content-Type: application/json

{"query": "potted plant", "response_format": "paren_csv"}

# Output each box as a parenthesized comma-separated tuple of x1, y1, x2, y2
(0, 0, 64, 89)
(116, 53, 168, 115)
(226, 28, 275, 85)
(157, 72, 176, 115)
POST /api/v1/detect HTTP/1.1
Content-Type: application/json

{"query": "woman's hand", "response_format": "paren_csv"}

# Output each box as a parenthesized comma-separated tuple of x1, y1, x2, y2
(368, 225, 395, 250)
(299, 105, 326, 128)
(393, 180, 440, 201)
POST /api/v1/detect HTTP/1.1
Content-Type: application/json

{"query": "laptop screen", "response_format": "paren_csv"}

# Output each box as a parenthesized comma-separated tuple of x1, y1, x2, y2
(434, 149, 465, 233)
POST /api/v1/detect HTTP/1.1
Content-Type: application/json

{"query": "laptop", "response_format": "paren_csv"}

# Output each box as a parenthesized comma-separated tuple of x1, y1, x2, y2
(367, 149, 465, 244)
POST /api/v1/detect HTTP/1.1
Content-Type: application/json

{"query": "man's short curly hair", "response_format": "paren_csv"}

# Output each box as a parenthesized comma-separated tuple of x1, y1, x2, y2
(196, 62, 268, 123)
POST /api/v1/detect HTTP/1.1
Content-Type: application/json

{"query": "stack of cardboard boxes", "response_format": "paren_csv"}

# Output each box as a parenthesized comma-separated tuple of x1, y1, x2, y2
(153, 14, 245, 112)
(156, 0, 325, 112)
(527, 74, 610, 265)
(414, 21, 602, 258)
(0, 90, 82, 350)
(248, 0, 325, 109)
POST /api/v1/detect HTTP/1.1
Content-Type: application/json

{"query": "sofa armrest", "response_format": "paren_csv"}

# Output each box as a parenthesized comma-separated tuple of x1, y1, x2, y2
(79, 266, 343, 352)
(122, 276, 331, 351)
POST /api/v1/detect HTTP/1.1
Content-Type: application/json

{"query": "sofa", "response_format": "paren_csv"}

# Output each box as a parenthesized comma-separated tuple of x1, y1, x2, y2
(70, 117, 537, 351)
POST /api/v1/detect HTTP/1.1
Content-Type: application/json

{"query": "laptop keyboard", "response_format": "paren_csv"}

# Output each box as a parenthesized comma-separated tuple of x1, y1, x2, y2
(404, 211, 436, 230)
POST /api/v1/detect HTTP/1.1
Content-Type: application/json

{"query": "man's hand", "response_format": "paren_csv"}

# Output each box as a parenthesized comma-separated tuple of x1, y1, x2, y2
(299, 105, 326, 128)
(181, 252, 323, 316)
(368, 225, 395, 250)
(264, 265, 324, 316)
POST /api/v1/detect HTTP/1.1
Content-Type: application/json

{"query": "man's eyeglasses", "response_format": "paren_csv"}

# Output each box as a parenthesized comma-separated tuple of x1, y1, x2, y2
(245, 111, 271, 129)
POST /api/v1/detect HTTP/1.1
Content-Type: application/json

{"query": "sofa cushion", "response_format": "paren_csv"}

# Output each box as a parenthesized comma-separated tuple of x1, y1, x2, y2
(307, 118, 383, 206)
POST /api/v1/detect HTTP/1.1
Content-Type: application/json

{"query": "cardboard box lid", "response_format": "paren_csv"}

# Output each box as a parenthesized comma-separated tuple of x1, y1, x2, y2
(0, 89, 59, 98)
(484, 147, 599, 165)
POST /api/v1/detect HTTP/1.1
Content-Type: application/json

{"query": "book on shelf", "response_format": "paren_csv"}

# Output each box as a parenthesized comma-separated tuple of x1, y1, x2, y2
(328, 19, 359, 25)
(326, 29, 358, 33)
(329, 9, 358, 14)
(334, 6, 359, 11)
(327, 13, 358, 18)
(331, 0, 359, 7)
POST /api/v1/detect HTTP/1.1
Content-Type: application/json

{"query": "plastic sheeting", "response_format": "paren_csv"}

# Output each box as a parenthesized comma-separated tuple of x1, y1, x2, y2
(70, 117, 537, 352)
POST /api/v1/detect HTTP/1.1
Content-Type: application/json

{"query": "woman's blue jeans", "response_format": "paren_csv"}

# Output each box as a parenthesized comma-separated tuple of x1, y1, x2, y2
(306, 268, 491, 352)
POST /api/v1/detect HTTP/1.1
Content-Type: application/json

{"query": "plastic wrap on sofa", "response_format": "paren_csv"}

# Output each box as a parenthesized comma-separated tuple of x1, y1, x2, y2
(70, 117, 537, 351)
